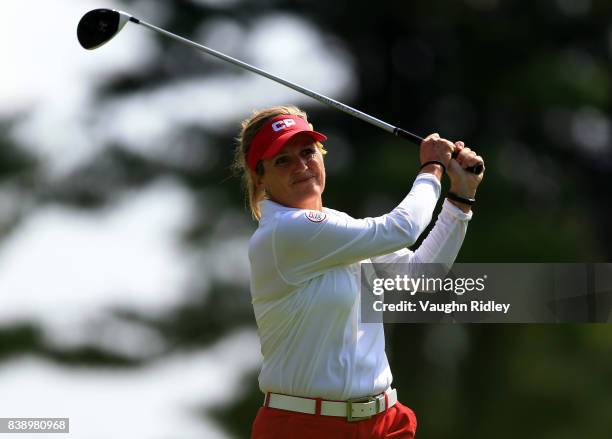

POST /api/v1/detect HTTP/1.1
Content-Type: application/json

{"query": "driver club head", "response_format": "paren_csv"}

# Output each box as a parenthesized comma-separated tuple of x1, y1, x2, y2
(77, 9, 132, 50)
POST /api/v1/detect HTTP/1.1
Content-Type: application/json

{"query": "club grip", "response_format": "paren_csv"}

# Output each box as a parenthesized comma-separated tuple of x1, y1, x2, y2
(394, 128, 483, 175)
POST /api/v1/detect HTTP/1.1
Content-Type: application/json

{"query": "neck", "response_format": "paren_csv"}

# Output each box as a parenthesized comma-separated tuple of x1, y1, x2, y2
(268, 196, 323, 211)
(302, 198, 323, 211)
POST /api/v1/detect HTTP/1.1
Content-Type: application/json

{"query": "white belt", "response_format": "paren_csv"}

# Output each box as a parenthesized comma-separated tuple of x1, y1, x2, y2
(264, 388, 397, 421)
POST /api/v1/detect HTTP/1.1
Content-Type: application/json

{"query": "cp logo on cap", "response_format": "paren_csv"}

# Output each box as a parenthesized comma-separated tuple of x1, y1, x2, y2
(271, 119, 297, 132)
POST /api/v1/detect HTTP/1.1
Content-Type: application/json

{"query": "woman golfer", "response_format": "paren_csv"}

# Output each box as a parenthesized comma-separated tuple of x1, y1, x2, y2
(234, 105, 484, 438)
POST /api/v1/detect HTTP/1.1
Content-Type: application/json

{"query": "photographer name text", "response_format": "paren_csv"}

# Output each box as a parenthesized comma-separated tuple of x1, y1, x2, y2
(373, 300, 511, 314)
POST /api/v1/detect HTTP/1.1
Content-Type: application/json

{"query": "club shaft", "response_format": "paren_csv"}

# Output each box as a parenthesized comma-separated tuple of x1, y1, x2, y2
(134, 18, 423, 145)
(131, 16, 482, 174)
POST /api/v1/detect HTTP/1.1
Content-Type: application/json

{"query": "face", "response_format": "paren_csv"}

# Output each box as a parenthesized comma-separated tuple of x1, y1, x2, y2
(255, 134, 326, 210)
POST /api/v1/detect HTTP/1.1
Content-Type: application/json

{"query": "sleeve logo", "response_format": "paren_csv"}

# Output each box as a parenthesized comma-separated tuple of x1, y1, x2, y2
(304, 210, 327, 223)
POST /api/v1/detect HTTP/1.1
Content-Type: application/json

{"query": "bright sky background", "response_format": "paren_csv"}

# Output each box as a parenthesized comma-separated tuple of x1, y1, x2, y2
(2, 0, 355, 177)
(0, 329, 261, 439)
(0, 1, 355, 437)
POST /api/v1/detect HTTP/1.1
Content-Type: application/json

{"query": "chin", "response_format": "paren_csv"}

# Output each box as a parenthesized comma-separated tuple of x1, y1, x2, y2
(298, 185, 322, 198)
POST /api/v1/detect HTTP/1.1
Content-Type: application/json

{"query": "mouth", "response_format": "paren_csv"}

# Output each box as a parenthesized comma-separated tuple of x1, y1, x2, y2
(293, 175, 316, 185)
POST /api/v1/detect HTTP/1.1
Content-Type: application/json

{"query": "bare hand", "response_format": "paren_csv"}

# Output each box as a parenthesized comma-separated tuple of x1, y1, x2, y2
(446, 141, 485, 198)
(419, 133, 455, 180)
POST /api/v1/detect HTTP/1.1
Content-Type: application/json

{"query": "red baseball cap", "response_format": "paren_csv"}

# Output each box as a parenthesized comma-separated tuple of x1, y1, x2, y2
(247, 115, 327, 171)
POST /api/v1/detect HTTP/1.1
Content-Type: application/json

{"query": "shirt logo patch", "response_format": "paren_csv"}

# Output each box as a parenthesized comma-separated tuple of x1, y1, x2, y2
(304, 210, 327, 223)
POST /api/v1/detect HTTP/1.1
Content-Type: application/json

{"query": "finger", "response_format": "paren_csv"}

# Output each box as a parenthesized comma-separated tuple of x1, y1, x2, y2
(450, 141, 464, 159)
(459, 155, 483, 171)
(465, 155, 484, 168)
(440, 139, 455, 152)
(421, 133, 439, 145)
(453, 141, 470, 159)
(436, 142, 455, 159)
(454, 147, 473, 164)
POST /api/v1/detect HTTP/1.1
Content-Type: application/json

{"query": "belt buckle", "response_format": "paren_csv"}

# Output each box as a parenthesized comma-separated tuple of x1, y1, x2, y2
(346, 395, 379, 422)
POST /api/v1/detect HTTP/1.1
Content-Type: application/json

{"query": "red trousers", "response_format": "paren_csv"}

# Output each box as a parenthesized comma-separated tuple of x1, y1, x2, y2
(251, 401, 417, 439)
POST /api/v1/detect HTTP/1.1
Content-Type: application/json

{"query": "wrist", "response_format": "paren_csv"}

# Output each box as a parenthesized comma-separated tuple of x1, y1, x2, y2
(446, 191, 475, 213)
(419, 161, 445, 181)
(449, 186, 476, 199)
(447, 198, 472, 213)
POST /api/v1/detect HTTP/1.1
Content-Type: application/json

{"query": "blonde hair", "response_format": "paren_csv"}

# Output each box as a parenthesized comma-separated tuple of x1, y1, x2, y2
(232, 105, 326, 220)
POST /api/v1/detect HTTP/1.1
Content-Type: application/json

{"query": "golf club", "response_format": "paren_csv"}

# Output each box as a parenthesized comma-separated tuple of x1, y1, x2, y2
(77, 8, 483, 174)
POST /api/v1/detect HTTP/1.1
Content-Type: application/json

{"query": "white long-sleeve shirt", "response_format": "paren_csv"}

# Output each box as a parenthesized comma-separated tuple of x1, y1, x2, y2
(249, 173, 472, 400)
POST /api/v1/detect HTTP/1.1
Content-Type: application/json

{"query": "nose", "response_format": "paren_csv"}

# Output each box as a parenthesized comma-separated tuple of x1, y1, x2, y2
(293, 155, 309, 172)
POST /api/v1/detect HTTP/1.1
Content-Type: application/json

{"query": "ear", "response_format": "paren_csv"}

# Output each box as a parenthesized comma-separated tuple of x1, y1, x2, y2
(249, 169, 264, 190)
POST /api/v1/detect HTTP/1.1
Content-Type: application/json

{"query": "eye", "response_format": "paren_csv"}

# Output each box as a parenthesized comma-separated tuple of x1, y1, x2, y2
(301, 147, 316, 157)
(274, 156, 289, 166)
